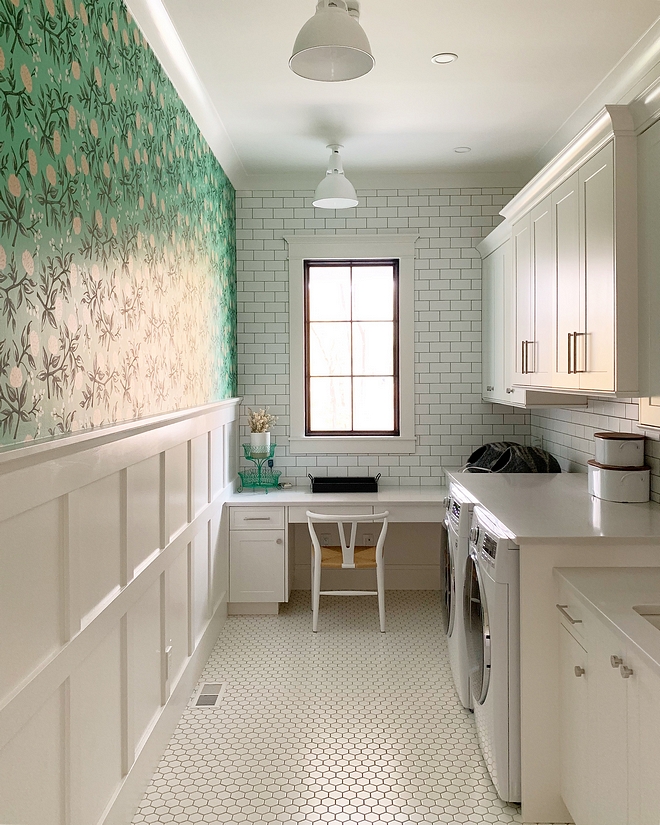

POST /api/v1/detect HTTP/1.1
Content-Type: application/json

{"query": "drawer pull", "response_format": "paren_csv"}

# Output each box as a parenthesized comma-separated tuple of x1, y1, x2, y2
(244, 517, 272, 521)
(620, 665, 634, 679)
(574, 666, 585, 677)
(556, 604, 582, 625)
(276, 538, 283, 545)
(610, 655, 623, 668)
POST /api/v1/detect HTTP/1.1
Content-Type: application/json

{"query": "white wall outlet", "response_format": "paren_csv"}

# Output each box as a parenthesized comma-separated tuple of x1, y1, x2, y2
(363, 533, 374, 546)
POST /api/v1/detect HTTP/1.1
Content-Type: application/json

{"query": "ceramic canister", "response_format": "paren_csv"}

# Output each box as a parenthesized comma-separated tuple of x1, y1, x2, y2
(594, 432, 645, 467)
(587, 459, 650, 503)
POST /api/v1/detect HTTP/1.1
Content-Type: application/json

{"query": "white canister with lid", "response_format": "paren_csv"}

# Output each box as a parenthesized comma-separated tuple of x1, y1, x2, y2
(594, 432, 645, 467)
(587, 460, 650, 503)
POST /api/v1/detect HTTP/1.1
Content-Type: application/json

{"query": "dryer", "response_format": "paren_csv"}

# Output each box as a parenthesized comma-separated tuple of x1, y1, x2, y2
(464, 505, 520, 804)
(442, 481, 477, 710)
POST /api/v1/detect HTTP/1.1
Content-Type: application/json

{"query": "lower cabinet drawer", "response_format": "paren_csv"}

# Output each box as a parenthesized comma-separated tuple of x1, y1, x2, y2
(230, 506, 285, 530)
(229, 529, 285, 602)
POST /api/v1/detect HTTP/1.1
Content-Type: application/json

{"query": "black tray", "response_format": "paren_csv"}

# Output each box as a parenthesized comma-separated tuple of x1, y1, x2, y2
(308, 474, 380, 493)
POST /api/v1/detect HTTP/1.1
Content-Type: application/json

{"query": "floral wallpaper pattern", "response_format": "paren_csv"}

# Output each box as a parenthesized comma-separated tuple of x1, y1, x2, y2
(0, 0, 236, 445)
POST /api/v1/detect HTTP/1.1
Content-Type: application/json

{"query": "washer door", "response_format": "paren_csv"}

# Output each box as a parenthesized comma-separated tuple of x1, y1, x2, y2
(441, 521, 457, 635)
(464, 546, 491, 705)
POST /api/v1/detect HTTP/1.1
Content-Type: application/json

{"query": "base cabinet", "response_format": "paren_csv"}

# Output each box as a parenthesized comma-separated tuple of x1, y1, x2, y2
(557, 588, 660, 825)
(229, 506, 287, 604)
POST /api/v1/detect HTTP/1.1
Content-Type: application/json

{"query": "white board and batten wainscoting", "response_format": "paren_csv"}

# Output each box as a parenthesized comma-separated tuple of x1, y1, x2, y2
(0, 398, 240, 825)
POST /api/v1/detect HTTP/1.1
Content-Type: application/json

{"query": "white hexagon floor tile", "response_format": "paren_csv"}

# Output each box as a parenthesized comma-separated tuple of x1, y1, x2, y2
(132, 592, 564, 824)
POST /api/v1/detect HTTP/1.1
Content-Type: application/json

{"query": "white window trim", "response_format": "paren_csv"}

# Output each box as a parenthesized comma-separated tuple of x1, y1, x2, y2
(285, 234, 418, 455)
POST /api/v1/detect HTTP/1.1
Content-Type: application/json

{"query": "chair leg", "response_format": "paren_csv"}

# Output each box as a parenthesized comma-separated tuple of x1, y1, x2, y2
(312, 552, 321, 632)
(376, 562, 385, 632)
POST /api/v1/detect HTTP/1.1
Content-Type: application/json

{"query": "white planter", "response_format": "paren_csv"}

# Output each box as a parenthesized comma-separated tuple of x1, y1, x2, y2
(249, 431, 271, 457)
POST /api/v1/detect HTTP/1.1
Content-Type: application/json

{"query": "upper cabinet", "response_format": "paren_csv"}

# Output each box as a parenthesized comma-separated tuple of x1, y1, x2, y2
(480, 105, 638, 403)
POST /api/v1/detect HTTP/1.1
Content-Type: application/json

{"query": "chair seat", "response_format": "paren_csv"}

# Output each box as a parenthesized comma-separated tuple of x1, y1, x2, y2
(319, 545, 377, 569)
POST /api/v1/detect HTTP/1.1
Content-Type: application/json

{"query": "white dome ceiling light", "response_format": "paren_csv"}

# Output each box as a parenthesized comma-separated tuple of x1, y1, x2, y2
(289, 0, 374, 82)
(313, 145, 359, 209)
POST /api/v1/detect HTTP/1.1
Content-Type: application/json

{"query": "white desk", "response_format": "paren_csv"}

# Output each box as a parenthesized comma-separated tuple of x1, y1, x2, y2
(225, 486, 447, 613)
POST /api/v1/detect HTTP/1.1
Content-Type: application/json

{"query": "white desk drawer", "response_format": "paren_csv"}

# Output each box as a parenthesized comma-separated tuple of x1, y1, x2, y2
(288, 505, 374, 524)
(230, 506, 285, 530)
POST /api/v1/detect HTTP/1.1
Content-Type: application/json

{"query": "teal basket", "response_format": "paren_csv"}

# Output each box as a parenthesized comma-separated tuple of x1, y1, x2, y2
(238, 468, 281, 491)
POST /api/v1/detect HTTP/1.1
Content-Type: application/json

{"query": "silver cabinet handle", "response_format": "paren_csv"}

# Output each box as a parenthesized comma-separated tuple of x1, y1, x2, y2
(505, 387, 514, 394)
(611, 655, 623, 668)
(556, 604, 582, 625)
(521, 339, 526, 374)
(574, 666, 585, 677)
(574, 331, 587, 373)
(486, 385, 494, 392)
(244, 517, 271, 521)
(620, 665, 634, 679)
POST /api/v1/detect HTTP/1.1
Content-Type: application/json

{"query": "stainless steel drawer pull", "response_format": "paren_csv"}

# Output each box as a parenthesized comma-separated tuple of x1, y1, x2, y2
(574, 666, 585, 677)
(610, 655, 623, 668)
(620, 665, 634, 679)
(244, 517, 271, 521)
(556, 604, 582, 624)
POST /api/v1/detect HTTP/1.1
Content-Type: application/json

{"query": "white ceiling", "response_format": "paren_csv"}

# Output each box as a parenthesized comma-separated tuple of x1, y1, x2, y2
(134, 0, 660, 190)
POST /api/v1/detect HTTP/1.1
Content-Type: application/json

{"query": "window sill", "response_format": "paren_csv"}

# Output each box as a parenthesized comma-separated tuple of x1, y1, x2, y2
(288, 436, 417, 455)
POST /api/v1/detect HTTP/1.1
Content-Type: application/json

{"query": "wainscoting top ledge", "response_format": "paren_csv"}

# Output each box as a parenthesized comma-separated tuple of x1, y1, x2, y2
(0, 398, 241, 473)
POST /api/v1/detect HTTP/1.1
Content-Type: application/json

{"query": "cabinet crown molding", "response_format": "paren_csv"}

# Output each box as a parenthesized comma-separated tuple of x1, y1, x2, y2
(500, 105, 635, 225)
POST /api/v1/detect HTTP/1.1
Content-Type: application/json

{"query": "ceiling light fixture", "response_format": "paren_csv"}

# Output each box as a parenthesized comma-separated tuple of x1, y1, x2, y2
(431, 52, 458, 64)
(454, 146, 471, 153)
(313, 145, 359, 209)
(289, 0, 374, 82)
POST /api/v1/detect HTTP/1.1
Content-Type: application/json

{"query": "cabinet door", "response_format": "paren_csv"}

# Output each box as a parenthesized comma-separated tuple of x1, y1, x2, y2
(512, 214, 533, 386)
(579, 141, 615, 392)
(552, 172, 582, 390)
(482, 244, 507, 401)
(530, 196, 554, 387)
(627, 648, 660, 825)
(592, 620, 629, 825)
(230, 529, 285, 602)
(559, 624, 592, 825)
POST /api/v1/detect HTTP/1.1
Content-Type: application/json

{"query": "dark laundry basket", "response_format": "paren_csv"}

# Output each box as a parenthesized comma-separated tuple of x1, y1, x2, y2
(465, 442, 561, 473)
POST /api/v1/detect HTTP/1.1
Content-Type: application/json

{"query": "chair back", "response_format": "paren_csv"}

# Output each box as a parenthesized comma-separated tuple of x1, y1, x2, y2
(306, 511, 389, 568)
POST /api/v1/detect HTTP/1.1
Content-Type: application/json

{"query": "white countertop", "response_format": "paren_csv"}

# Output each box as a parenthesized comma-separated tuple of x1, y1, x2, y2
(226, 485, 448, 506)
(554, 567, 660, 678)
(445, 471, 660, 544)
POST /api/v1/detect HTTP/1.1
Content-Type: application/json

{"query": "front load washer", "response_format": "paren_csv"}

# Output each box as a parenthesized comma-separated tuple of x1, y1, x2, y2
(464, 505, 520, 803)
(442, 481, 477, 709)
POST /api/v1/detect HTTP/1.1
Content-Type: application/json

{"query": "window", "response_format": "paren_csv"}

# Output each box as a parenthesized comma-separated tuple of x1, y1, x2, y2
(305, 260, 399, 436)
(286, 235, 417, 454)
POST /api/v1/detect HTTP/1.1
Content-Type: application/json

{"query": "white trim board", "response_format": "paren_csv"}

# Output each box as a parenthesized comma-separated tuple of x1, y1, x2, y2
(285, 234, 418, 455)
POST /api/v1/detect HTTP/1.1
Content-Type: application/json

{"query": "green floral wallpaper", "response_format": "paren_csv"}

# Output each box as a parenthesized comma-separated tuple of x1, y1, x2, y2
(0, 0, 236, 445)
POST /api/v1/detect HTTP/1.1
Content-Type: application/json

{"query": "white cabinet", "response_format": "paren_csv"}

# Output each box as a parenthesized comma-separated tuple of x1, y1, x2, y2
(480, 230, 587, 408)
(491, 106, 638, 398)
(557, 585, 660, 825)
(229, 507, 286, 604)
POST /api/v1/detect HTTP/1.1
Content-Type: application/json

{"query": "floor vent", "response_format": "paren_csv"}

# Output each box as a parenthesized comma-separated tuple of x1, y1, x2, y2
(190, 682, 225, 708)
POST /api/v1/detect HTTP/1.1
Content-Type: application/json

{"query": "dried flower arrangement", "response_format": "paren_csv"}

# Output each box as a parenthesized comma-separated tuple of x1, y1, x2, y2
(247, 407, 277, 433)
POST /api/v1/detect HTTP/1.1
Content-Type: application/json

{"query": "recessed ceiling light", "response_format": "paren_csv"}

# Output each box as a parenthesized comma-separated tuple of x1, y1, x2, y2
(454, 146, 471, 153)
(431, 52, 458, 64)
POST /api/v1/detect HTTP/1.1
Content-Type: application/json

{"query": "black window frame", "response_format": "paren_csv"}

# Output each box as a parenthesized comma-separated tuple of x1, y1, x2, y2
(303, 258, 400, 437)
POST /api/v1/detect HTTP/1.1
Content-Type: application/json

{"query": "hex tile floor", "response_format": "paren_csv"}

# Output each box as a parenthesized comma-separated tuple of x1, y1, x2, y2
(132, 592, 551, 824)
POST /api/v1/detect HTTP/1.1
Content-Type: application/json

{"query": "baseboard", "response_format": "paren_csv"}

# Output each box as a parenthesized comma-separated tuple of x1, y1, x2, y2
(293, 565, 441, 590)
(227, 602, 279, 615)
(101, 598, 227, 825)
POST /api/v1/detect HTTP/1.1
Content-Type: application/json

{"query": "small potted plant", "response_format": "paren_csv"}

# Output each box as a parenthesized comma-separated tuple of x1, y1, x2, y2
(247, 407, 277, 457)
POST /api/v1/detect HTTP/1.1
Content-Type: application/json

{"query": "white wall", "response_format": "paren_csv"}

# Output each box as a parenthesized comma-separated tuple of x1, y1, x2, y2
(0, 400, 239, 825)
(236, 186, 530, 486)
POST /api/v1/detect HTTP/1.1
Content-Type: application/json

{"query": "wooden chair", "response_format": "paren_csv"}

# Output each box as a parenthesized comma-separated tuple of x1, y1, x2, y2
(306, 511, 389, 632)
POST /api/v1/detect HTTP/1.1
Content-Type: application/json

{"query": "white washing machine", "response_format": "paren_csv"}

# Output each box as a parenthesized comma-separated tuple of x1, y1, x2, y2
(464, 505, 520, 804)
(442, 481, 477, 710)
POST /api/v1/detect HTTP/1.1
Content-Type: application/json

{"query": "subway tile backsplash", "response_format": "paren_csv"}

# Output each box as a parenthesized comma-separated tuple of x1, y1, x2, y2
(235, 187, 530, 487)
(532, 400, 660, 503)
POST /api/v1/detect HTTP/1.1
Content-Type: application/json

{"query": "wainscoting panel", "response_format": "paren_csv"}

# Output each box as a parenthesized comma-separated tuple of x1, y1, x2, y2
(0, 399, 239, 825)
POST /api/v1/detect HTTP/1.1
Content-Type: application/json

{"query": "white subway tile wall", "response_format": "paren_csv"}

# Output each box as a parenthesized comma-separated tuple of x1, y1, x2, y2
(236, 187, 530, 487)
(531, 401, 660, 502)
